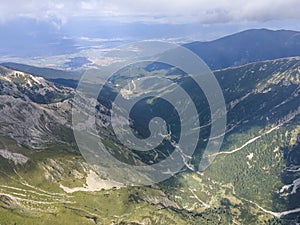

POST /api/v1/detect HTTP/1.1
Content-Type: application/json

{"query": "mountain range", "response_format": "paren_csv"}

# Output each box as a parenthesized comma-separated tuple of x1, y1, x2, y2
(0, 29, 299, 224)
(185, 29, 300, 69)
(2, 28, 300, 77)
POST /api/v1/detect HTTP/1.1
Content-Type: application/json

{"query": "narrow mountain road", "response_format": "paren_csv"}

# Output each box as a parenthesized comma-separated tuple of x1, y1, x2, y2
(240, 196, 300, 218)
(211, 125, 280, 157)
(188, 188, 210, 208)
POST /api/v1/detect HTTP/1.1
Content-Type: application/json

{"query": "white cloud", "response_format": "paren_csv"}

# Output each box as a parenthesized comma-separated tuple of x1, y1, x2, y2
(0, 0, 299, 24)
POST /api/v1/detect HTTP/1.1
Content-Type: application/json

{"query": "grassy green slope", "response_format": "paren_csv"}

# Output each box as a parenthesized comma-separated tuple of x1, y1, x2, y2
(0, 57, 299, 224)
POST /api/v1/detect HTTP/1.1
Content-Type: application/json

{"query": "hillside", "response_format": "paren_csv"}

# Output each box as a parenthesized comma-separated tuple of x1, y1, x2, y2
(0, 66, 75, 148)
(0, 62, 82, 88)
(0, 57, 299, 224)
(184, 29, 300, 70)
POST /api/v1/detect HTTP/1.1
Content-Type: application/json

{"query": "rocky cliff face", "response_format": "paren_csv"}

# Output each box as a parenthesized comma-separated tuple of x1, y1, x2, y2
(0, 66, 74, 148)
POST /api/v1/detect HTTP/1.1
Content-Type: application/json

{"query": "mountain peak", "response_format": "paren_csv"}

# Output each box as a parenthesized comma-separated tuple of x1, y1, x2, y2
(184, 28, 300, 70)
(0, 65, 72, 104)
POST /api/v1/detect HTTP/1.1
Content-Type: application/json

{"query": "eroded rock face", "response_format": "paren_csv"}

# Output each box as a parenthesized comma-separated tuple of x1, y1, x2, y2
(0, 65, 73, 104)
(0, 149, 29, 165)
(0, 66, 74, 148)
(0, 95, 75, 148)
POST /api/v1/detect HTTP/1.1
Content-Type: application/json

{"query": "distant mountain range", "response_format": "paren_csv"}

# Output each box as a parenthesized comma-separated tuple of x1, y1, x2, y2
(184, 29, 300, 70)
(2, 29, 300, 76)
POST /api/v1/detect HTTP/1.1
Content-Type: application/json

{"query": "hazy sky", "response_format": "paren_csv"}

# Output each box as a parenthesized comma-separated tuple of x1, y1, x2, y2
(1, 0, 300, 58)
(0, 0, 300, 25)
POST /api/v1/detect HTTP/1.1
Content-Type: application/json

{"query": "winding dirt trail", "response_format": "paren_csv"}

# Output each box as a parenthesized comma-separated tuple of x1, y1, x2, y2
(240, 196, 300, 218)
(211, 126, 280, 157)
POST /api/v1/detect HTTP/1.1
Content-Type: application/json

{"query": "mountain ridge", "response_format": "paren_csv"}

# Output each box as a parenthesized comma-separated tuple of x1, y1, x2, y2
(184, 28, 300, 70)
(0, 56, 299, 224)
